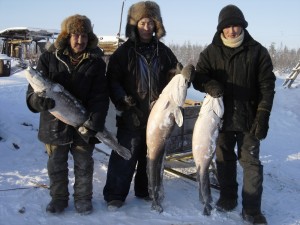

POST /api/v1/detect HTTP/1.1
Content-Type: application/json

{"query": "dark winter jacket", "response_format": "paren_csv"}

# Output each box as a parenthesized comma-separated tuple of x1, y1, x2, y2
(192, 29, 276, 131)
(107, 38, 178, 130)
(26, 46, 109, 145)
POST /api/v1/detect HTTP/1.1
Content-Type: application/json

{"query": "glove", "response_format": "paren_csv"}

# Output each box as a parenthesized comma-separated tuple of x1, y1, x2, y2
(29, 93, 55, 112)
(175, 62, 184, 75)
(132, 113, 141, 127)
(78, 126, 99, 144)
(204, 80, 224, 98)
(250, 110, 270, 140)
(181, 64, 195, 82)
(115, 95, 136, 111)
(78, 119, 99, 144)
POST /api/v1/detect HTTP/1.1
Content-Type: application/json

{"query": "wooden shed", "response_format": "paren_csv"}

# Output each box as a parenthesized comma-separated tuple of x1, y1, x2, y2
(0, 27, 59, 60)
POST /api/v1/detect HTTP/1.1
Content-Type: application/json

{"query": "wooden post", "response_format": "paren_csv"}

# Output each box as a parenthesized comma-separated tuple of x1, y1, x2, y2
(0, 60, 3, 76)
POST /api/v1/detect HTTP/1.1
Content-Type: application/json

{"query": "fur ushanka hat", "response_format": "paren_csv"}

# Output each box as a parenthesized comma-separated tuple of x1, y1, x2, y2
(54, 14, 98, 50)
(125, 1, 166, 41)
(217, 5, 248, 32)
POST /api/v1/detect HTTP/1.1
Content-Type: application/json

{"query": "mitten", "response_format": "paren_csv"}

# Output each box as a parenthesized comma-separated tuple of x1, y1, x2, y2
(175, 62, 183, 75)
(250, 110, 270, 140)
(78, 119, 99, 144)
(181, 64, 195, 82)
(204, 80, 224, 98)
(28, 93, 55, 112)
(115, 95, 136, 111)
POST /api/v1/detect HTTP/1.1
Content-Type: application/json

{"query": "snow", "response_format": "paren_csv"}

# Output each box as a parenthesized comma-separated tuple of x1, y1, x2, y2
(0, 54, 12, 60)
(0, 61, 300, 225)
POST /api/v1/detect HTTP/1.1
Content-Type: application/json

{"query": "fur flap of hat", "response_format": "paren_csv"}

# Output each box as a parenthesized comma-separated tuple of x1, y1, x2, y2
(125, 1, 166, 41)
(217, 5, 248, 32)
(54, 14, 98, 50)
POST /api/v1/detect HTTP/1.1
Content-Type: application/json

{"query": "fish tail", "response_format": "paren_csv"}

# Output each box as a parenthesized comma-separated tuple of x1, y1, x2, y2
(95, 128, 132, 160)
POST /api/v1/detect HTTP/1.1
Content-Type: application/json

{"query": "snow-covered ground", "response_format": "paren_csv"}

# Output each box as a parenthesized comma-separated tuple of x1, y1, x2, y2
(0, 61, 299, 225)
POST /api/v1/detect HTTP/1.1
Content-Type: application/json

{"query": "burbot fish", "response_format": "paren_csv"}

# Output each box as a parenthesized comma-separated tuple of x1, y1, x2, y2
(192, 94, 224, 215)
(146, 64, 194, 213)
(25, 67, 131, 160)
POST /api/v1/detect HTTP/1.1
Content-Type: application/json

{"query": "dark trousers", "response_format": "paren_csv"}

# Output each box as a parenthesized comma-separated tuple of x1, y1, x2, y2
(103, 128, 148, 202)
(215, 131, 263, 212)
(45, 140, 94, 202)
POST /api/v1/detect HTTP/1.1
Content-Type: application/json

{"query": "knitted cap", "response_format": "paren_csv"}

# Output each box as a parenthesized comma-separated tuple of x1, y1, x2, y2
(125, 1, 166, 41)
(54, 14, 98, 50)
(217, 5, 248, 31)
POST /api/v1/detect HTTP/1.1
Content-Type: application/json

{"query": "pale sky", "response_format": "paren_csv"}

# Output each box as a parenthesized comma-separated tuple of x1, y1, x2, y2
(1, 0, 300, 49)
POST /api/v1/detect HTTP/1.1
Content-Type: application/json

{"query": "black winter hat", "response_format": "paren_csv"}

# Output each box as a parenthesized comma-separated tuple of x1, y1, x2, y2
(217, 5, 248, 31)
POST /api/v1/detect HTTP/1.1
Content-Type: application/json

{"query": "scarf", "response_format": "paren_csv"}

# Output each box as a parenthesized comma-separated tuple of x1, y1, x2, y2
(62, 47, 88, 65)
(220, 30, 244, 48)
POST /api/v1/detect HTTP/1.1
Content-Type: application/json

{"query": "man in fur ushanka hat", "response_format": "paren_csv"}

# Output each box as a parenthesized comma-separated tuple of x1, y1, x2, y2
(125, 1, 166, 41)
(102, 1, 194, 211)
(26, 14, 109, 215)
(54, 14, 98, 51)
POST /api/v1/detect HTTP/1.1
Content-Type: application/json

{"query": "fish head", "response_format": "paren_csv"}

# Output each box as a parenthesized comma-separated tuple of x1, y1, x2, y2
(25, 67, 49, 93)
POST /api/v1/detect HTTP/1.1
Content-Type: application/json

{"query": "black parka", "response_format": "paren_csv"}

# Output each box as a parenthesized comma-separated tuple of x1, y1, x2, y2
(193, 29, 276, 131)
(106, 39, 178, 130)
(26, 46, 109, 145)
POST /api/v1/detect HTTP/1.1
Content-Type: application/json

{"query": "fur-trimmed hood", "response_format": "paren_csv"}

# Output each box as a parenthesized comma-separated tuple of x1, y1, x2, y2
(125, 1, 166, 41)
(54, 14, 98, 50)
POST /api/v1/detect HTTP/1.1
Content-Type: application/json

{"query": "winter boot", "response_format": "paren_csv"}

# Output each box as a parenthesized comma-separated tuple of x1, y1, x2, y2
(216, 196, 238, 212)
(136, 194, 152, 201)
(242, 208, 268, 225)
(75, 199, 93, 215)
(46, 199, 68, 213)
(107, 200, 124, 211)
(215, 161, 238, 212)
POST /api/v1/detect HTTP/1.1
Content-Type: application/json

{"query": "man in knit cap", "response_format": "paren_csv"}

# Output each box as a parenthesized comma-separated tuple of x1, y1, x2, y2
(102, 1, 180, 210)
(26, 14, 109, 215)
(192, 5, 275, 225)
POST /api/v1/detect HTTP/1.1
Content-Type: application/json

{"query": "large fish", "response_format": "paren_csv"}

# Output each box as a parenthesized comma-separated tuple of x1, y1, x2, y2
(192, 94, 224, 215)
(146, 64, 194, 213)
(25, 67, 132, 160)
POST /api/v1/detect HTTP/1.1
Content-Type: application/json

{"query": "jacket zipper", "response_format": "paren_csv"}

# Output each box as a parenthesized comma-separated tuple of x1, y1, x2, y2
(136, 51, 155, 108)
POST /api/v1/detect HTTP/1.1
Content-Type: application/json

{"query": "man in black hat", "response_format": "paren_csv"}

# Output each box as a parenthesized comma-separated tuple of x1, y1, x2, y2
(26, 14, 109, 215)
(192, 4, 275, 225)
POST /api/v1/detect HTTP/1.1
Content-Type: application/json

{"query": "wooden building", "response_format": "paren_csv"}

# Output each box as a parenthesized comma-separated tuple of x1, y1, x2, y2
(0, 27, 59, 60)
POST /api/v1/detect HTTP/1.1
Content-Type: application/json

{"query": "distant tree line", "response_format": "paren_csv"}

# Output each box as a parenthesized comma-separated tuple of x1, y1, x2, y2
(168, 42, 300, 73)
(1, 38, 299, 73)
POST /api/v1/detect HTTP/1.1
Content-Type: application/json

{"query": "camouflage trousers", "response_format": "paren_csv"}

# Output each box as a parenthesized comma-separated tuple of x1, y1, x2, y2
(45, 142, 94, 202)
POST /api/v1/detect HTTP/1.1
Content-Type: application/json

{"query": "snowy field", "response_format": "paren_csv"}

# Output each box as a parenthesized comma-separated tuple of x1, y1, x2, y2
(0, 61, 299, 225)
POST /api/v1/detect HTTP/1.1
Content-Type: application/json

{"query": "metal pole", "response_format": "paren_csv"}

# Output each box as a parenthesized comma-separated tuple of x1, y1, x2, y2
(117, 0, 125, 47)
